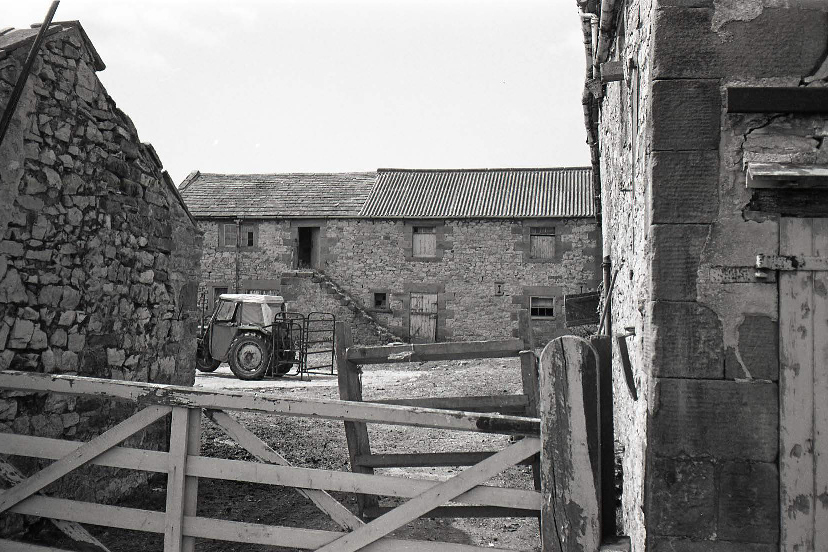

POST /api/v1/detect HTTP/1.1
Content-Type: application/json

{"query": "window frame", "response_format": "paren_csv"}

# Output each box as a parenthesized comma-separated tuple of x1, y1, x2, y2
(219, 223, 257, 249)
(412, 226, 437, 258)
(529, 226, 556, 260)
(530, 296, 555, 319)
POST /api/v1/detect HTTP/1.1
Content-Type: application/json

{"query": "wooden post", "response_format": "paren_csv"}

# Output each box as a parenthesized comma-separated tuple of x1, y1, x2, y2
(182, 408, 201, 552)
(590, 335, 615, 539)
(518, 309, 541, 493)
(164, 407, 191, 551)
(335, 321, 378, 516)
(539, 336, 601, 552)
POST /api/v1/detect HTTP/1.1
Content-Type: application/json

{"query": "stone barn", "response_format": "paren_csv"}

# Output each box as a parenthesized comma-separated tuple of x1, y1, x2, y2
(575, 0, 828, 550)
(0, 20, 202, 521)
(180, 167, 601, 345)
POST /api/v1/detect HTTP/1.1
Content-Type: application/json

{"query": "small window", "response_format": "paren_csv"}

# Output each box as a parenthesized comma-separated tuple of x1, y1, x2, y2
(412, 226, 437, 257)
(530, 297, 555, 318)
(242, 225, 255, 248)
(374, 292, 388, 310)
(221, 224, 237, 248)
(212, 286, 229, 305)
(529, 227, 555, 260)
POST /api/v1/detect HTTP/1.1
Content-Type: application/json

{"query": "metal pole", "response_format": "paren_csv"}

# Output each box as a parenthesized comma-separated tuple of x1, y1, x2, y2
(0, 1, 60, 148)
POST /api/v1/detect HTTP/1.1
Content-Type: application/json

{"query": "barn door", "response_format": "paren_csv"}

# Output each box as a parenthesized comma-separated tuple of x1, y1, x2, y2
(409, 292, 437, 342)
(779, 217, 828, 551)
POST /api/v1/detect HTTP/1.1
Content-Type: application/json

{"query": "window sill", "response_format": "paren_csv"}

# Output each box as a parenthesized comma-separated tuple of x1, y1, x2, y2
(370, 308, 392, 314)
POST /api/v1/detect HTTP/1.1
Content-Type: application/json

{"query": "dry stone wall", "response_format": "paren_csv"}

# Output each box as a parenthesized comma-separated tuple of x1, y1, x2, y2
(0, 24, 202, 524)
(197, 218, 601, 345)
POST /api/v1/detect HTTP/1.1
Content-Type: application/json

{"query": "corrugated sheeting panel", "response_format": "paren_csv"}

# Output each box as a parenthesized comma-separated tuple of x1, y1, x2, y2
(179, 172, 376, 218)
(359, 168, 594, 218)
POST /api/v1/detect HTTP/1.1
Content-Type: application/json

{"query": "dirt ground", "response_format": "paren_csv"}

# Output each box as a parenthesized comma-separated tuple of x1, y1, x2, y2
(26, 355, 541, 551)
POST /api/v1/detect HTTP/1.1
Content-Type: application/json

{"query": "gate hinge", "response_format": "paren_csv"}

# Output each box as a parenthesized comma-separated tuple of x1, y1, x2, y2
(755, 254, 828, 278)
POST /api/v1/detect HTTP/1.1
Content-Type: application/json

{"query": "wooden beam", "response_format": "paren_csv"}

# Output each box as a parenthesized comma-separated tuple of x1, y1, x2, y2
(0, 540, 75, 552)
(370, 394, 528, 413)
(0, 459, 111, 552)
(182, 408, 201, 552)
(0, 371, 539, 436)
(363, 505, 538, 519)
(0, 405, 170, 514)
(206, 409, 363, 531)
(727, 87, 828, 113)
(355, 451, 534, 468)
(8, 496, 519, 552)
(0, 433, 541, 510)
(539, 336, 602, 552)
(346, 338, 524, 364)
(314, 437, 541, 552)
(747, 163, 828, 189)
(164, 407, 191, 551)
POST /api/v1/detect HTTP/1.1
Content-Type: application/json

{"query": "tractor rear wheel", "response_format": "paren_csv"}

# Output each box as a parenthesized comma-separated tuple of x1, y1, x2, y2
(228, 333, 270, 380)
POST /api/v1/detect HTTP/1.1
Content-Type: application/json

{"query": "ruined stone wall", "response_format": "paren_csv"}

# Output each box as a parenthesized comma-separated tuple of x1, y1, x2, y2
(0, 25, 202, 521)
(196, 218, 601, 345)
(597, 1, 828, 550)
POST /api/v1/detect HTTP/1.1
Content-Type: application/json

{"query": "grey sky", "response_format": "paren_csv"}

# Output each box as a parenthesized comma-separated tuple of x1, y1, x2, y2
(6, 0, 590, 184)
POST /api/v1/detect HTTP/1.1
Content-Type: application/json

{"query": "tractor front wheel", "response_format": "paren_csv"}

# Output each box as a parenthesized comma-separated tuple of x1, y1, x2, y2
(228, 333, 270, 380)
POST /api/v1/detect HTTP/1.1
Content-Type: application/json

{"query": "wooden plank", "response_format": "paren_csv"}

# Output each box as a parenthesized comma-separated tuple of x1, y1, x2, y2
(780, 217, 815, 552)
(564, 292, 601, 327)
(0, 371, 539, 436)
(346, 338, 524, 364)
(812, 218, 828, 551)
(8, 496, 522, 552)
(314, 436, 540, 552)
(0, 405, 171, 514)
(371, 394, 528, 413)
(0, 539, 75, 552)
(337, 321, 378, 515)
(0, 433, 541, 510)
(164, 407, 191, 552)
(206, 409, 363, 531)
(355, 451, 533, 468)
(363, 505, 538, 518)
(182, 408, 200, 552)
(727, 86, 828, 113)
(539, 336, 601, 552)
(0, 458, 111, 552)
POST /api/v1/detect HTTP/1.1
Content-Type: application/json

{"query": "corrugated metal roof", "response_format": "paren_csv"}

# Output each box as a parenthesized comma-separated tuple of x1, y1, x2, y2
(179, 172, 376, 218)
(359, 167, 594, 218)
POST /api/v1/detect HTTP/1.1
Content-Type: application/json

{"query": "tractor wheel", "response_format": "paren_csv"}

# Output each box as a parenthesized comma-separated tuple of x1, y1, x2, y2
(196, 356, 221, 373)
(228, 333, 270, 380)
(275, 350, 296, 376)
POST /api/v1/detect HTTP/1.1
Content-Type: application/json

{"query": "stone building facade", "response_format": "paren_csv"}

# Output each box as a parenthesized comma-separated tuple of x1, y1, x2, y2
(0, 21, 202, 519)
(180, 168, 601, 345)
(577, 0, 828, 550)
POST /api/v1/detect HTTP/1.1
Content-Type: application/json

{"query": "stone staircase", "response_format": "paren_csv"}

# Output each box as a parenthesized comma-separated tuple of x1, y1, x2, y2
(297, 269, 405, 344)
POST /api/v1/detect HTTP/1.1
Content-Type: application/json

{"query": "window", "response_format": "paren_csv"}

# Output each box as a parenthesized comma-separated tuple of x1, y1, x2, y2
(412, 226, 437, 257)
(529, 227, 555, 260)
(220, 223, 256, 248)
(214, 300, 237, 322)
(530, 296, 555, 318)
(211, 286, 228, 305)
(373, 292, 388, 310)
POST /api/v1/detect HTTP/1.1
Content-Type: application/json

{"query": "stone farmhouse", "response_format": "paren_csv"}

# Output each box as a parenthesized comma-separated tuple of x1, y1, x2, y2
(0, 20, 201, 522)
(576, 0, 828, 550)
(180, 167, 601, 345)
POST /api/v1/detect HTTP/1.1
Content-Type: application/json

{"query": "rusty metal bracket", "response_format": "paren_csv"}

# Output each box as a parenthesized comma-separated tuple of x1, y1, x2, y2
(755, 254, 828, 278)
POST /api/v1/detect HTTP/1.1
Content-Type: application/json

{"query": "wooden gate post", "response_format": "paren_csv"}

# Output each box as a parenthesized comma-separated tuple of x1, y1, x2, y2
(335, 321, 379, 517)
(539, 336, 602, 552)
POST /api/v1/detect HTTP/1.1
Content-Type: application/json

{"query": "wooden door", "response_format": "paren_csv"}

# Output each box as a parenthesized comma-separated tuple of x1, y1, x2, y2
(780, 217, 828, 551)
(409, 293, 437, 342)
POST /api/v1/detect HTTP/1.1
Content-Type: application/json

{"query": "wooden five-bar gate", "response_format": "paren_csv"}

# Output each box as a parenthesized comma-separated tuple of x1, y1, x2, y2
(0, 330, 628, 551)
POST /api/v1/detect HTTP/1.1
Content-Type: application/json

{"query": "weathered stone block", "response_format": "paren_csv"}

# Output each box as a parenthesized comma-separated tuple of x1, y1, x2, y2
(648, 456, 716, 538)
(650, 224, 708, 301)
(650, 151, 719, 224)
(8, 319, 35, 348)
(648, 301, 723, 378)
(651, 79, 720, 151)
(718, 461, 778, 543)
(650, 537, 775, 551)
(725, 315, 778, 381)
(651, 379, 778, 462)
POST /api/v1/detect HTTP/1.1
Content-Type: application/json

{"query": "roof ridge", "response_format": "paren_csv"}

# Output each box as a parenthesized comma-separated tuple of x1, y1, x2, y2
(376, 167, 592, 173)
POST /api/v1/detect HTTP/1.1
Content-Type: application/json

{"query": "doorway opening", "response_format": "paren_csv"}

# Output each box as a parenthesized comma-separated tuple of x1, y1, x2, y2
(297, 227, 320, 268)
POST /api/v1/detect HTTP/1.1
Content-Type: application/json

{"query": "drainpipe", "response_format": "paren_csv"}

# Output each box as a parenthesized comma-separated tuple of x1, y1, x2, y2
(594, 0, 618, 79)
(234, 218, 241, 293)
(579, 12, 599, 79)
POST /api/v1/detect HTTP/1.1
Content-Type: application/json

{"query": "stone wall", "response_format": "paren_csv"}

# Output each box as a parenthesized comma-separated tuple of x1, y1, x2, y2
(197, 217, 601, 345)
(593, 1, 828, 550)
(0, 23, 202, 525)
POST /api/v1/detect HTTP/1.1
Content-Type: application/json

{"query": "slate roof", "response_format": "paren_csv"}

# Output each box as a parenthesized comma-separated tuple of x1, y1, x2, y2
(360, 167, 594, 218)
(178, 171, 377, 218)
